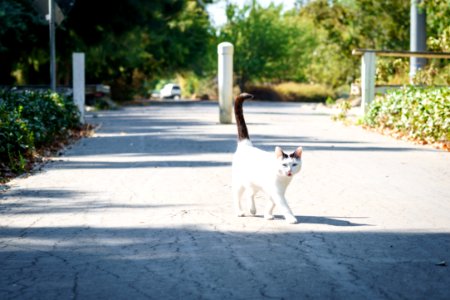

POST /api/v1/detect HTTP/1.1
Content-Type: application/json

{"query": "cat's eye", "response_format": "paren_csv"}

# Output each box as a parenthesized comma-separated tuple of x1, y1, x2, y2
(292, 163, 298, 167)
(282, 163, 288, 167)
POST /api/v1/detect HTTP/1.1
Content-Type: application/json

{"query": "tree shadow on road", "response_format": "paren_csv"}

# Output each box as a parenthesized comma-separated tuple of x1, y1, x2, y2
(0, 225, 448, 299)
(0, 188, 195, 215)
(73, 104, 432, 161)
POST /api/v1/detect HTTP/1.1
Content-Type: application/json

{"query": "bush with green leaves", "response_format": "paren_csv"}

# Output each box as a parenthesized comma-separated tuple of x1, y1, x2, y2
(364, 86, 450, 144)
(0, 90, 80, 173)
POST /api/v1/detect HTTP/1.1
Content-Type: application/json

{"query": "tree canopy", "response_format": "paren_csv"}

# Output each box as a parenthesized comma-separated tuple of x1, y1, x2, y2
(0, 0, 213, 98)
(218, 2, 318, 90)
(0, 0, 448, 98)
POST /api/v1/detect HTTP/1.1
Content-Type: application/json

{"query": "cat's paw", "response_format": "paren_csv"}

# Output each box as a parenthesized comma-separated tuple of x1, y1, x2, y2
(285, 216, 298, 224)
(264, 214, 275, 220)
(250, 208, 257, 216)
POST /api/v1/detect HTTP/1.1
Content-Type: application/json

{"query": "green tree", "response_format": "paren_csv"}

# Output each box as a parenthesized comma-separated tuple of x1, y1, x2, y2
(0, 0, 214, 100)
(422, 0, 450, 52)
(300, 0, 410, 88)
(219, 1, 318, 91)
(61, 0, 214, 99)
(0, 0, 47, 84)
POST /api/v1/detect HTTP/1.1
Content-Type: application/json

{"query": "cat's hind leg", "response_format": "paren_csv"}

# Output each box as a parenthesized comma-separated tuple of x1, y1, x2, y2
(233, 185, 245, 217)
(264, 198, 275, 220)
(248, 190, 256, 216)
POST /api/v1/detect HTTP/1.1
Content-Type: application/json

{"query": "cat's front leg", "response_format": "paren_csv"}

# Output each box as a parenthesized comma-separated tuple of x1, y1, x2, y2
(271, 193, 297, 224)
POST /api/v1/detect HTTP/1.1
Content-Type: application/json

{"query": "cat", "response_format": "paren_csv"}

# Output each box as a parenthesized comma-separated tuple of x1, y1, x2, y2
(232, 93, 302, 224)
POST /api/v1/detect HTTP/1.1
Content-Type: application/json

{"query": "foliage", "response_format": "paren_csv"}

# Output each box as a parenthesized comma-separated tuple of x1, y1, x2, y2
(376, 58, 410, 85)
(0, 0, 214, 100)
(374, 0, 450, 87)
(331, 100, 353, 123)
(376, 57, 450, 87)
(67, 0, 214, 100)
(174, 73, 217, 100)
(246, 82, 335, 102)
(412, 63, 450, 86)
(421, 0, 450, 52)
(0, 0, 47, 84)
(2, 0, 449, 99)
(0, 90, 80, 174)
(219, 2, 318, 90)
(300, 0, 410, 88)
(274, 82, 335, 102)
(364, 86, 450, 145)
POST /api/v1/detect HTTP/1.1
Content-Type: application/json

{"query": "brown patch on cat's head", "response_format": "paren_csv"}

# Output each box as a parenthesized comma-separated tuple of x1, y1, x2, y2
(290, 146, 303, 159)
(275, 146, 288, 159)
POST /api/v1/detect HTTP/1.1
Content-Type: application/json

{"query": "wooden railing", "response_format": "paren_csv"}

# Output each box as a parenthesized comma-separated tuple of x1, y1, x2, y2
(352, 49, 450, 114)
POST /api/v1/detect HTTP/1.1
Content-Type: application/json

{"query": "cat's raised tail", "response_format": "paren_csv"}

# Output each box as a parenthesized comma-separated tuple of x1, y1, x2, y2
(234, 93, 254, 141)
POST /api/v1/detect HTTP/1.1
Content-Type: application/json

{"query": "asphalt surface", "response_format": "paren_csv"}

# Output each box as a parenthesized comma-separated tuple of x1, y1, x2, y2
(1, 101, 449, 299)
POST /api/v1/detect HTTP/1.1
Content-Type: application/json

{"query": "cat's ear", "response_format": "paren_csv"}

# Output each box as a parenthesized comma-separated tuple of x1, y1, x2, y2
(292, 147, 303, 159)
(275, 146, 287, 159)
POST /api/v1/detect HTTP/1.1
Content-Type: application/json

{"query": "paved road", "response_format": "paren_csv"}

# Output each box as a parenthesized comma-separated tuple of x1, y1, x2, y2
(1, 101, 449, 299)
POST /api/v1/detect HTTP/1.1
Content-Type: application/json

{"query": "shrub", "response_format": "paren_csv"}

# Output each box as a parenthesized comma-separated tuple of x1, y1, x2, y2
(0, 90, 80, 174)
(274, 82, 336, 102)
(246, 85, 284, 102)
(364, 86, 450, 145)
(246, 82, 336, 102)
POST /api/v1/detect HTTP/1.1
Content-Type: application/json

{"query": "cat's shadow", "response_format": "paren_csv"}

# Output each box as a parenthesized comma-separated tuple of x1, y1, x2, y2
(257, 215, 370, 226)
(298, 215, 370, 226)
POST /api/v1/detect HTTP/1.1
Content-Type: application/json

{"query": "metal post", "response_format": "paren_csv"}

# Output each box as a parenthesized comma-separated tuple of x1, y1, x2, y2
(49, 0, 56, 91)
(72, 53, 85, 124)
(361, 52, 376, 114)
(410, 0, 427, 83)
(217, 42, 234, 124)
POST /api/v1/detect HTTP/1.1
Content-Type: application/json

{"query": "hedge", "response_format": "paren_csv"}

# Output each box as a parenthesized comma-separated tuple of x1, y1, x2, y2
(0, 90, 81, 174)
(364, 86, 450, 145)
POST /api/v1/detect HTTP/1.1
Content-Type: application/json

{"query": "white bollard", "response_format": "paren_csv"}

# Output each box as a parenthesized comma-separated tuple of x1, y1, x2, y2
(361, 52, 376, 114)
(217, 42, 234, 124)
(72, 52, 85, 124)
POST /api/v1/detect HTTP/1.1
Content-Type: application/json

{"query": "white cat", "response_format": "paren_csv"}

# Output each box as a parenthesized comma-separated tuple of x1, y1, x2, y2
(232, 93, 302, 224)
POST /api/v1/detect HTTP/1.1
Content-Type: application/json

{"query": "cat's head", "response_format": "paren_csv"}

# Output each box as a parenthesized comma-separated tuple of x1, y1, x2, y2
(275, 146, 302, 177)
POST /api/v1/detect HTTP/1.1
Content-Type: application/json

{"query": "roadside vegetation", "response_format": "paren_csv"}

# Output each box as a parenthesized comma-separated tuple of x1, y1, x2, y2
(0, 90, 82, 181)
(363, 86, 450, 150)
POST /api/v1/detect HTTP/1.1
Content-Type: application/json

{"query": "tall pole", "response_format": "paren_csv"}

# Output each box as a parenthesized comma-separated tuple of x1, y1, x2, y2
(410, 0, 427, 83)
(73, 53, 85, 124)
(49, 0, 56, 91)
(217, 42, 234, 124)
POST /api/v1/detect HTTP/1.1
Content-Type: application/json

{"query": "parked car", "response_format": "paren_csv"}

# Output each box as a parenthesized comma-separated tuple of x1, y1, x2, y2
(160, 83, 181, 100)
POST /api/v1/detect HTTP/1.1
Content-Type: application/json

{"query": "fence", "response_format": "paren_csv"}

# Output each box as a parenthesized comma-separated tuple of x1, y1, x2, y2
(352, 49, 450, 114)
